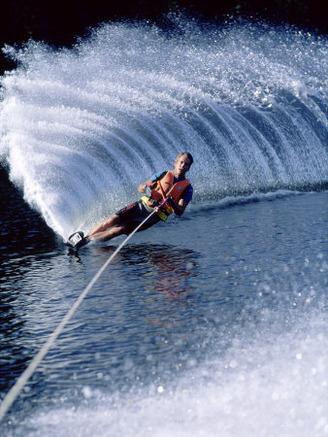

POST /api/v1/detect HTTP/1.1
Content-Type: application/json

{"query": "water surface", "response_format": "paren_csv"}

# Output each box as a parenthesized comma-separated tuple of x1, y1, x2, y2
(0, 17, 327, 436)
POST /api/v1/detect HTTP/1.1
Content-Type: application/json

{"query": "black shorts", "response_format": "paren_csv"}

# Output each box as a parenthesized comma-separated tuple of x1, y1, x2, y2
(116, 200, 161, 234)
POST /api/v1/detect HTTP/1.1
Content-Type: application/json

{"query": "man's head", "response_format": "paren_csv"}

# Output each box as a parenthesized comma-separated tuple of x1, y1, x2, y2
(174, 152, 193, 178)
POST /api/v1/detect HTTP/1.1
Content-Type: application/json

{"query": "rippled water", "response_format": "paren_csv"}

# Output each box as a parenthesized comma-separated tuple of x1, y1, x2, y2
(1, 184, 327, 436)
(0, 16, 328, 436)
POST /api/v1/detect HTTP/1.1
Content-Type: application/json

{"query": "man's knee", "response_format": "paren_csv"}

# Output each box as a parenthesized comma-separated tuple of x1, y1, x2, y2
(103, 213, 120, 227)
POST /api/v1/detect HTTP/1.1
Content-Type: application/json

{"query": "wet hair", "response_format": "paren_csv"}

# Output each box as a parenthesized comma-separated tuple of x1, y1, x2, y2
(175, 152, 194, 165)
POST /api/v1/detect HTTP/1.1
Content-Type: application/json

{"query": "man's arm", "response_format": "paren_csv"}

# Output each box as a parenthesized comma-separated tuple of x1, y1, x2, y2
(138, 171, 166, 194)
(138, 180, 153, 194)
(168, 198, 188, 216)
(168, 184, 193, 216)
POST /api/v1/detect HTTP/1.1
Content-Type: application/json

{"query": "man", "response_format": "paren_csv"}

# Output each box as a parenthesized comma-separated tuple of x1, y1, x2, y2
(67, 152, 193, 249)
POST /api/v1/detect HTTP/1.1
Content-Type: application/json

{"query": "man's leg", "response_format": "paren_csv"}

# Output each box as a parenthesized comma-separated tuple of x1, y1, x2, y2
(67, 211, 128, 249)
(85, 213, 129, 242)
(87, 214, 120, 238)
(70, 201, 145, 246)
(87, 222, 127, 242)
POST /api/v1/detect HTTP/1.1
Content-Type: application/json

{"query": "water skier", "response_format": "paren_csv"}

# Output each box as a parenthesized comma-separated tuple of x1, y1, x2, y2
(67, 152, 193, 249)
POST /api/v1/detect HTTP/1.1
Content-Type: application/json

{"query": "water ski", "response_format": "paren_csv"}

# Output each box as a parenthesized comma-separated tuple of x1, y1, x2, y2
(66, 231, 88, 250)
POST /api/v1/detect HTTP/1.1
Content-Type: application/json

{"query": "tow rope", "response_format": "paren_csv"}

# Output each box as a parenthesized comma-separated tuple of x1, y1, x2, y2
(0, 198, 168, 421)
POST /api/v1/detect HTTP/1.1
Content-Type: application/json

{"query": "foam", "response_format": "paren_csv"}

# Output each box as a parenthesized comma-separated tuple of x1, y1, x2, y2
(0, 19, 327, 239)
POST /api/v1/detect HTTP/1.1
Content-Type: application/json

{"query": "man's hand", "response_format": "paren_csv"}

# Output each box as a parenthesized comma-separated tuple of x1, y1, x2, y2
(143, 184, 153, 197)
(166, 197, 187, 216)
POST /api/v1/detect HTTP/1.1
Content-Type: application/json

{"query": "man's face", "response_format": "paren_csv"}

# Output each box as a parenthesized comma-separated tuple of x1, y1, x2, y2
(174, 155, 192, 178)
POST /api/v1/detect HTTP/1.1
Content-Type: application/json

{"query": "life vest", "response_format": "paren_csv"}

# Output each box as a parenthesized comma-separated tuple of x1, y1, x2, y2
(141, 171, 191, 221)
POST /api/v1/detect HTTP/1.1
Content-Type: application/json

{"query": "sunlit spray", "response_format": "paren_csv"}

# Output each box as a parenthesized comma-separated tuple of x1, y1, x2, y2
(0, 18, 327, 239)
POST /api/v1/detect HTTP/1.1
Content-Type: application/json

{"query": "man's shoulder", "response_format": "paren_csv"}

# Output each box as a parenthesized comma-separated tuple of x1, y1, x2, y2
(150, 170, 167, 182)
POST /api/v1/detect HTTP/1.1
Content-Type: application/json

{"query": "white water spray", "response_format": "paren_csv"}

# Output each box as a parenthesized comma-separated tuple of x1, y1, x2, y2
(0, 19, 327, 239)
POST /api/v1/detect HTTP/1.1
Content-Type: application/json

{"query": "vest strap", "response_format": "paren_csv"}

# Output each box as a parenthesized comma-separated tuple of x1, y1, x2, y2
(141, 196, 169, 221)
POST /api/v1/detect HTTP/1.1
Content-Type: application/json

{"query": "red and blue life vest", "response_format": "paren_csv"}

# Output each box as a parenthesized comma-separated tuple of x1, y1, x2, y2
(142, 171, 191, 221)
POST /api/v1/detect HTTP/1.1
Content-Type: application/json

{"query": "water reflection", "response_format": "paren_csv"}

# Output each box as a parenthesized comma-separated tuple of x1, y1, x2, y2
(89, 243, 199, 299)
(143, 247, 197, 299)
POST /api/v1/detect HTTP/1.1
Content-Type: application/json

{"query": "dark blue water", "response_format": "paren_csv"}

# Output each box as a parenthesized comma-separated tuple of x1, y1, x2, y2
(0, 18, 328, 436)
